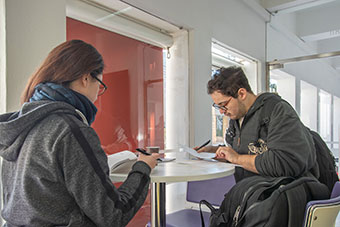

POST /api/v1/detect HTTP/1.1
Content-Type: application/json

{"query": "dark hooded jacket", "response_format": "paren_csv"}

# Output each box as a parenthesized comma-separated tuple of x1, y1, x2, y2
(225, 93, 318, 182)
(0, 100, 151, 226)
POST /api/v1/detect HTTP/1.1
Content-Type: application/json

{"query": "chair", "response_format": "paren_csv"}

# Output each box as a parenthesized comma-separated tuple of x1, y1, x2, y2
(303, 181, 340, 227)
(165, 175, 236, 227)
(146, 175, 235, 227)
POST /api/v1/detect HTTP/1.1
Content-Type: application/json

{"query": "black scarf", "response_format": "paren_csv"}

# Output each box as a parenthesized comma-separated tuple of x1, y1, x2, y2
(30, 82, 97, 125)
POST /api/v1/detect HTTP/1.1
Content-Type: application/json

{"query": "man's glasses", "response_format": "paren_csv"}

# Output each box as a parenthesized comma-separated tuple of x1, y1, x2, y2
(91, 75, 107, 96)
(212, 97, 232, 111)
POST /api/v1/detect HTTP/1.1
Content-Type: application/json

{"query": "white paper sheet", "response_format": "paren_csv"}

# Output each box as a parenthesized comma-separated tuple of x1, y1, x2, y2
(181, 145, 216, 159)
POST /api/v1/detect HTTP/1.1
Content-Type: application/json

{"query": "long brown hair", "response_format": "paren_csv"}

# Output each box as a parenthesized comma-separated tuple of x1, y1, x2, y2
(21, 40, 104, 104)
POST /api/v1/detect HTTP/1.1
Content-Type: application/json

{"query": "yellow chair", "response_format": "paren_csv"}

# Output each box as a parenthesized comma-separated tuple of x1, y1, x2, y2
(303, 181, 340, 227)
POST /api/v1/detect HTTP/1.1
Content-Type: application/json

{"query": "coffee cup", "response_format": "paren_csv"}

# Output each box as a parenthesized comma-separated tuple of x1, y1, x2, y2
(146, 146, 160, 154)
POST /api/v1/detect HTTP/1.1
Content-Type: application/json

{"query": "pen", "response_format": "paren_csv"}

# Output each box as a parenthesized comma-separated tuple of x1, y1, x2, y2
(196, 140, 211, 151)
(136, 148, 151, 155)
(136, 148, 162, 161)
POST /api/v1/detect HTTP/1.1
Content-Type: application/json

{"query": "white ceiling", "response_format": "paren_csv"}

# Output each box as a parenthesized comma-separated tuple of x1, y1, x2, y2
(80, 0, 340, 72)
(259, 0, 340, 72)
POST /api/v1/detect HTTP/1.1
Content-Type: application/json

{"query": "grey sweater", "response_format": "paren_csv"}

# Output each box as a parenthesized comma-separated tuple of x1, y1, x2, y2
(0, 101, 151, 226)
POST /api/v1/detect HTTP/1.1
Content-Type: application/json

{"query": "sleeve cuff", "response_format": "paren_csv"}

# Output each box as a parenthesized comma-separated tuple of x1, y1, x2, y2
(132, 161, 152, 175)
(254, 155, 263, 174)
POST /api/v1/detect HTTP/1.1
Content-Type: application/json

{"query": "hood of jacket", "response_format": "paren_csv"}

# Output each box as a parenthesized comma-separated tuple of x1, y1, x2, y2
(245, 92, 281, 118)
(0, 101, 78, 162)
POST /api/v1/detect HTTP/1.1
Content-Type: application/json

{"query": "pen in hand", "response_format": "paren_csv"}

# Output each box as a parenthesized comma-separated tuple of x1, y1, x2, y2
(136, 148, 162, 161)
(136, 148, 151, 156)
(195, 140, 211, 151)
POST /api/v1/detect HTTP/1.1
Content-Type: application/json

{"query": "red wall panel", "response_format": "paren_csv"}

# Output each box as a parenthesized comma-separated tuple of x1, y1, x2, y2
(67, 18, 164, 154)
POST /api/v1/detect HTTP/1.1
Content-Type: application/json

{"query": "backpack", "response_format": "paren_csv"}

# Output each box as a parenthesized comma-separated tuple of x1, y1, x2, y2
(227, 94, 338, 192)
(200, 175, 329, 227)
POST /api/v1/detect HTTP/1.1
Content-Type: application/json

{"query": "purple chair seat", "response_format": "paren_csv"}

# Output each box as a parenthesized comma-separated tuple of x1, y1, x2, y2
(146, 175, 235, 227)
(168, 175, 235, 226)
(186, 175, 236, 206)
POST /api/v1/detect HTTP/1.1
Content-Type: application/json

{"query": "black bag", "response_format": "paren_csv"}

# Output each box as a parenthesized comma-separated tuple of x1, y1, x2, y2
(228, 94, 338, 192)
(308, 129, 339, 192)
(200, 175, 329, 227)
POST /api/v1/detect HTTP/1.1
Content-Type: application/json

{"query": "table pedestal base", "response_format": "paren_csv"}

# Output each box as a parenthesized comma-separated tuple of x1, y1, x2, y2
(151, 182, 166, 227)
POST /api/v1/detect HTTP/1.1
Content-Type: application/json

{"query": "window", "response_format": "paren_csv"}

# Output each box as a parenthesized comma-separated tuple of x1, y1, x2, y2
(319, 89, 332, 143)
(333, 96, 340, 150)
(211, 40, 258, 145)
(270, 70, 296, 109)
(300, 80, 317, 131)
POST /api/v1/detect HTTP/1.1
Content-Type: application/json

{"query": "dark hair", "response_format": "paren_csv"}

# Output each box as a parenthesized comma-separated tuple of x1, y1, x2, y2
(207, 66, 253, 97)
(21, 40, 104, 104)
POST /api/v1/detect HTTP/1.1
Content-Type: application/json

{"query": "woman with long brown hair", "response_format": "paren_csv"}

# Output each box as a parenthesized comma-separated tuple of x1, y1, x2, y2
(0, 40, 159, 226)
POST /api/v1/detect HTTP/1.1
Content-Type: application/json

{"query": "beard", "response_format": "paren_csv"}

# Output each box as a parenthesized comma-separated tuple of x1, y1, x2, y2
(234, 99, 247, 119)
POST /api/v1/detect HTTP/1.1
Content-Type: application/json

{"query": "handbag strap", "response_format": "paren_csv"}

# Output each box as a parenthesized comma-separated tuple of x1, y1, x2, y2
(60, 114, 149, 212)
(199, 199, 221, 227)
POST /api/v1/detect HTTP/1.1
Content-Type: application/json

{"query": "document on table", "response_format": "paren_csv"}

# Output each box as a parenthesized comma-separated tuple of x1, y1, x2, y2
(181, 145, 216, 159)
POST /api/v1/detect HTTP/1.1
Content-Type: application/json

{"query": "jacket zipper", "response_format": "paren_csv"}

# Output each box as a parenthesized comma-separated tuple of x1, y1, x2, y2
(233, 205, 241, 226)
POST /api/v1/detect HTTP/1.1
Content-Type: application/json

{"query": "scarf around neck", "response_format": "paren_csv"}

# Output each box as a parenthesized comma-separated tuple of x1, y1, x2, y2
(29, 82, 97, 125)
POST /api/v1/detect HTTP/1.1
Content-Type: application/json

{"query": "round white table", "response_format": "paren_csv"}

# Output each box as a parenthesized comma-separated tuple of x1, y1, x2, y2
(110, 159, 235, 227)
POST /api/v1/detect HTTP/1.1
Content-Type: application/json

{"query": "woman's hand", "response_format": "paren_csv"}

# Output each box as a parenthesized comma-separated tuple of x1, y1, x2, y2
(138, 153, 160, 169)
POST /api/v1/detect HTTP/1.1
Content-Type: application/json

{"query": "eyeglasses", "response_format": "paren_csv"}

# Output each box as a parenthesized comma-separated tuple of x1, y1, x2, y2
(91, 74, 107, 96)
(212, 97, 232, 111)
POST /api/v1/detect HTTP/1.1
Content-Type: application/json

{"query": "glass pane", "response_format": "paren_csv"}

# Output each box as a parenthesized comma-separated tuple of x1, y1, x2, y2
(270, 70, 296, 109)
(300, 81, 317, 131)
(333, 96, 340, 150)
(66, 17, 164, 154)
(319, 89, 331, 143)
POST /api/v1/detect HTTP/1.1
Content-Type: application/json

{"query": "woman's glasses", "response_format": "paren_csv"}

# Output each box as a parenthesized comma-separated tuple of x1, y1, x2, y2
(91, 75, 107, 96)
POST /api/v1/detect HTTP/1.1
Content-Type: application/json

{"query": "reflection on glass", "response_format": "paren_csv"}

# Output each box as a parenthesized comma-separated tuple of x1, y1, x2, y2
(67, 17, 164, 154)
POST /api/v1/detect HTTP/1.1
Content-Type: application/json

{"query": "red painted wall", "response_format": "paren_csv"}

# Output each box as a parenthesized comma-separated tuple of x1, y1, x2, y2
(67, 18, 164, 154)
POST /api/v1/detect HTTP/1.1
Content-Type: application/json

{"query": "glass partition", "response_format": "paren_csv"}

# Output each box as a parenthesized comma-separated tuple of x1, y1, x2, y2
(67, 17, 164, 154)
(300, 81, 317, 131)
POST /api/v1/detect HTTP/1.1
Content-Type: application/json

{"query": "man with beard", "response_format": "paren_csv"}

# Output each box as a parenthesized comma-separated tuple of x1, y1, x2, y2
(198, 66, 318, 182)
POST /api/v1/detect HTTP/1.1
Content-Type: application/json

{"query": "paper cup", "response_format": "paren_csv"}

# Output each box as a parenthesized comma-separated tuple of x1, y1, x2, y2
(146, 146, 160, 153)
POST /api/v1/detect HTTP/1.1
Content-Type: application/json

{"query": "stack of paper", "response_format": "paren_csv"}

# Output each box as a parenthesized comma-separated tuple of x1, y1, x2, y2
(181, 145, 216, 159)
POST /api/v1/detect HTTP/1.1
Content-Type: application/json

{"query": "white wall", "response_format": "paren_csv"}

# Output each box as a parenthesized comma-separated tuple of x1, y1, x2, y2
(124, 0, 267, 147)
(4, 0, 66, 112)
(0, 0, 6, 114)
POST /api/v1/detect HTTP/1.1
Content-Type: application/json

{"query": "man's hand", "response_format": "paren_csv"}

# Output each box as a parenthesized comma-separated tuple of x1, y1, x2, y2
(195, 145, 218, 153)
(215, 146, 239, 163)
(216, 147, 259, 174)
